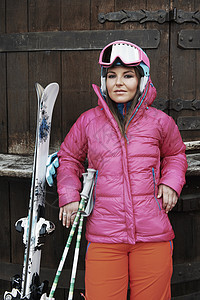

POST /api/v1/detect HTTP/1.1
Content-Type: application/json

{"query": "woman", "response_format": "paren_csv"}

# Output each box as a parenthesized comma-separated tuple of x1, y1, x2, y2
(56, 41, 187, 299)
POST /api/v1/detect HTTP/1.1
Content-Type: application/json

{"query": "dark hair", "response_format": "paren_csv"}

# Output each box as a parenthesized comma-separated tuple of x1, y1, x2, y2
(106, 67, 141, 136)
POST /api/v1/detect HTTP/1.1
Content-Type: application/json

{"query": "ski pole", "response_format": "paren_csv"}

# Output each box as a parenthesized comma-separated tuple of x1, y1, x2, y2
(48, 198, 85, 299)
(67, 168, 96, 300)
(68, 214, 84, 300)
(47, 169, 96, 300)
(67, 169, 96, 300)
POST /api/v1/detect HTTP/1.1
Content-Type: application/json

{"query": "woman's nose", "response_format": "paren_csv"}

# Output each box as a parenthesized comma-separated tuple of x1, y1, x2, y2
(116, 76, 123, 85)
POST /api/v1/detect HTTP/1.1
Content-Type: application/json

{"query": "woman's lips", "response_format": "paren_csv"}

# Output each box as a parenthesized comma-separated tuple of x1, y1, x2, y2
(114, 90, 126, 93)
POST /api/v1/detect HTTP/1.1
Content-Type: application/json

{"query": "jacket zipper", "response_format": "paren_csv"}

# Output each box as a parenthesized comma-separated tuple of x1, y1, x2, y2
(152, 167, 161, 211)
(93, 170, 98, 206)
(125, 133, 129, 144)
(125, 81, 150, 133)
(123, 85, 150, 242)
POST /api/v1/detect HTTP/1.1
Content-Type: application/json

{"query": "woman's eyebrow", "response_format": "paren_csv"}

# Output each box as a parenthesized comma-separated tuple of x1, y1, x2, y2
(124, 70, 135, 74)
(107, 70, 116, 74)
(107, 70, 136, 75)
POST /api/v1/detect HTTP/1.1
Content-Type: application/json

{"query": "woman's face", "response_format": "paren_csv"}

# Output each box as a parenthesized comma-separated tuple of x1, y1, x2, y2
(106, 66, 139, 103)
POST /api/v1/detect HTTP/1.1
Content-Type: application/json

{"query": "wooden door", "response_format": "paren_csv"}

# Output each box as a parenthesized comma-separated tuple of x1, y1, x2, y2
(0, 1, 200, 299)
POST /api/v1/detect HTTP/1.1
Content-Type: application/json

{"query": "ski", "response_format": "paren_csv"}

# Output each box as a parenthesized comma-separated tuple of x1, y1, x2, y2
(4, 82, 59, 300)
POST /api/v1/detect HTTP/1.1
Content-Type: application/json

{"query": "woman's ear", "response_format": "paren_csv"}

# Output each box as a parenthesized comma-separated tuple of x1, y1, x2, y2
(140, 77, 148, 94)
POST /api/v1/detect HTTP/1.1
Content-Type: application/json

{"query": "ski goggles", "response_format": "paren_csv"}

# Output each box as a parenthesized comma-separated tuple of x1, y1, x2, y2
(99, 40, 150, 69)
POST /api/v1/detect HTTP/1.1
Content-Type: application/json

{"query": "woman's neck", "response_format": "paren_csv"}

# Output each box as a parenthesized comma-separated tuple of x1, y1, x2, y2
(117, 101, 133, 119)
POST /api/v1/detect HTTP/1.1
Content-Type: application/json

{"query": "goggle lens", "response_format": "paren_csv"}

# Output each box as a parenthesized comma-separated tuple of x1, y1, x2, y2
(100, 42, 141, 67)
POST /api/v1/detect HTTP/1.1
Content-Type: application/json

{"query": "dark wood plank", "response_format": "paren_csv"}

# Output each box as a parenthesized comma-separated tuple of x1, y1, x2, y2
(146, 0, 170, 114)
(0, 53, 7, 153)
(61, 51, 96, 137)
(0, 1, 7, 153)
(61, 0, 90, 31)
(9, 179, 30, 264)
(169, 211, 199, 263)
(0, 30, 160, 52)
(169, 175, 200, 267)
(29, 0, 60, 31)
(90, 0, 118, 110)
(0, 0, 5, 33)
(6, 0, 27, 33)
(2, 259, 200, 288)
(0, 280, 11, 299)
(91, 0, 115, 30)
(196, 11, 200, 140)
(41, 185, 64, 269)
(89, 50, 101, 108)
(60, 1, 94, 136)
(0, 261, 85, 289)
(0, 179, 10, 261)
(170, 0, 199, 141)
(115, 0, 145, 30)
(6, 0, 29, 154)
(7, 52, 29, 154)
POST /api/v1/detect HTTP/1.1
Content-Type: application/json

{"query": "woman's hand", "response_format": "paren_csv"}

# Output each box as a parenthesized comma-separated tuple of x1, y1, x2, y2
(157, 184, 178, 213)
(59, 201, 79, 228)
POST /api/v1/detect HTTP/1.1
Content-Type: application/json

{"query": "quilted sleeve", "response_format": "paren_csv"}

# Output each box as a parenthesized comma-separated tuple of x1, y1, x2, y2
(57, 113, 88, 207)
(159, 115, 188, 196)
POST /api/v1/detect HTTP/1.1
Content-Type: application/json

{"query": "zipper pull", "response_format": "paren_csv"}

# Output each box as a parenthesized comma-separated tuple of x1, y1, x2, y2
(125, 133, 129, 144)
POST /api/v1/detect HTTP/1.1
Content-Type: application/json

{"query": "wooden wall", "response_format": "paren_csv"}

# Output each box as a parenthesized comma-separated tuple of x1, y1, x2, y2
(0, 0, 200, 299)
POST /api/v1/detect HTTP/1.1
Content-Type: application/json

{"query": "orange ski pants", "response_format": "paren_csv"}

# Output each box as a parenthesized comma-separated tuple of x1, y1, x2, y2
(85, 241, 173, 300)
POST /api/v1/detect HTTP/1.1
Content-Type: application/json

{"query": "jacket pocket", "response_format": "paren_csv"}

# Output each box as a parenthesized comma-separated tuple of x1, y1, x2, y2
(152, 167, 161, 211)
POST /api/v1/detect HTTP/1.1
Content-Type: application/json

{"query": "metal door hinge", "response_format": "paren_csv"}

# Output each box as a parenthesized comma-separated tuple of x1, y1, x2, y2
(178, 30, 200, 49)
(98, 8, 200, 24)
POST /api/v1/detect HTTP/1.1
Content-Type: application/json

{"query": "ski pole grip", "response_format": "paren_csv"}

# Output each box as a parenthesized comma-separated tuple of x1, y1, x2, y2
(87, 168, 96, 179)
(80, 169, 96, 199)
(82, 173, 87, 186)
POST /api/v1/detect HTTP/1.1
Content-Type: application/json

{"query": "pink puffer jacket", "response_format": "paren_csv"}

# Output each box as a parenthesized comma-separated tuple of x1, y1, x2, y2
(57, 79, 187, 244)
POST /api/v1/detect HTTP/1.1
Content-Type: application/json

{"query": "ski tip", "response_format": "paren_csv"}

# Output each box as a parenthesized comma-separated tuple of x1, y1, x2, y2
(35, 83, 44, 102)
(35, 82, 59, 91)
(35, 82, 44, 92)
(43, 82, 59, 95)
(35, 82, 59, 102)
(47, 82, 59, 92)
(47, 83, 59, 98)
